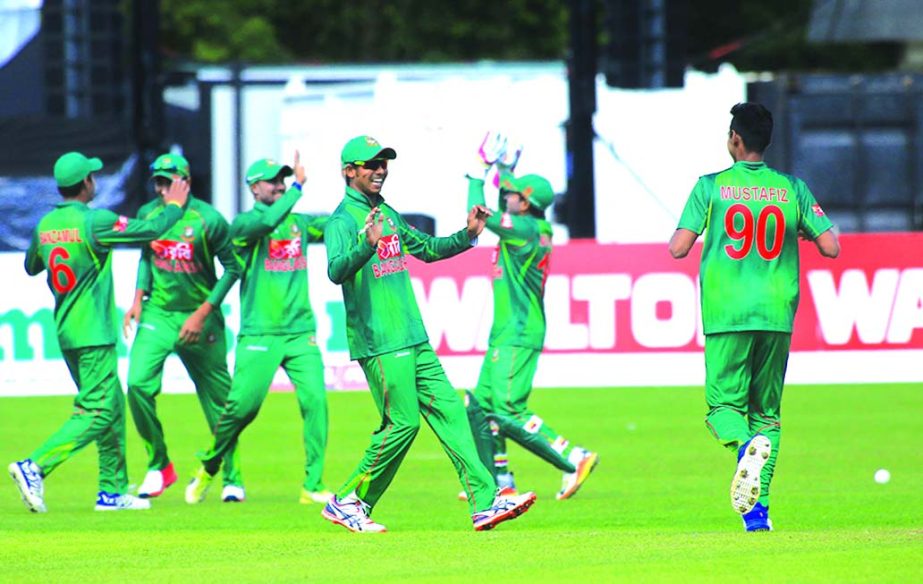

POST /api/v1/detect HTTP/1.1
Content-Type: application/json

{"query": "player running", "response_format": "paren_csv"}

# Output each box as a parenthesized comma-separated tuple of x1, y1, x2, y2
(320, 135, 536, 533)
(123, 153, 243, 502)
(461, 132, 598, 501)
(185, 151, 332, 505)
(669, 103, 839, 531)
(9, 151, 188, 512)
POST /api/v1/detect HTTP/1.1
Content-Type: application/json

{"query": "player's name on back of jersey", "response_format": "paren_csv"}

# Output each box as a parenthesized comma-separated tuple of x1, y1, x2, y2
(720, 186, 789, 203)
(39, 229, 83, 245)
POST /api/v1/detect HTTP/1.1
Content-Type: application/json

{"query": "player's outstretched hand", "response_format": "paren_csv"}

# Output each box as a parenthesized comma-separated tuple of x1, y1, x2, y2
(362, 206, 384, 247)
(466, 204, 492, 239)
(123, 300, 142, 340)
(293, 149, 306, 185)
(497, 138, 523, 171)
(467, 131, 507, 179)
(163, 176, 190, 208)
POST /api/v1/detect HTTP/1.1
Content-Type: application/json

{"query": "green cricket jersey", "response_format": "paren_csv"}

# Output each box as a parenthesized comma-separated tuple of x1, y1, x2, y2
(25, 200, 183, 350)
(677, 161, 834, 334)
(326, 186, 474, 360)
(468, 178, 552, 348)
(230, 186, 328, 336)
(135, 195, 241, 312)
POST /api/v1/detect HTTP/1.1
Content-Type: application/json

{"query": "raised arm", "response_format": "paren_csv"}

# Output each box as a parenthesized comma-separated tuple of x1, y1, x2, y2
(230, 186, 302, 243)
(92, 178, 188, 246)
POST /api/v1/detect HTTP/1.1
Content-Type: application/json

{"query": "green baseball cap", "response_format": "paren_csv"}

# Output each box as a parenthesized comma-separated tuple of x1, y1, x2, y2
(54, 152, 103, 188)
(245, 158, 293, 185)
(340, 135, 397, 168)
(500, 174, 555, 211)
(150, 153, 190, 179)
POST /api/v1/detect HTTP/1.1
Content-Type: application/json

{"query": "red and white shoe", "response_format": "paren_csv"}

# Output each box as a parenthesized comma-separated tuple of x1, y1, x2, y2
(137, 462, 177, 499)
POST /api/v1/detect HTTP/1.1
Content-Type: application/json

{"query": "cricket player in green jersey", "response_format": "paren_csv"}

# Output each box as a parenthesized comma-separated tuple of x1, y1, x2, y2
(185, 152, 332, 505)
(670, 103, 840, 531)
(9, 151, 188, 512)
(122, 153, 243, 502)
(320, 135, 536, 533)
(462, 132, 598, 502)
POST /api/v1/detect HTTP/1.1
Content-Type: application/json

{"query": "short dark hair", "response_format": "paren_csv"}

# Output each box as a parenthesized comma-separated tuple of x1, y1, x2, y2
(57, 179, 86, 198)
(729, 102, 773, 154)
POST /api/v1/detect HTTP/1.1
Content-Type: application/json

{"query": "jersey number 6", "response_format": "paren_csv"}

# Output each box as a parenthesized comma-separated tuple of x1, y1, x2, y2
(49, 246, 77, 294)
(723, 204, 785, 261)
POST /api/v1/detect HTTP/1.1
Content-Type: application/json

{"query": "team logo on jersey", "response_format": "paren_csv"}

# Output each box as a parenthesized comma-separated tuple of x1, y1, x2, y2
(113, 215, 129, 232)
(181, 226, 195, 242)
(812, 203, 826, 217)
(151, 240, 194, 260)
(377, 234, 401, 260)
(269, 237, 302, 259)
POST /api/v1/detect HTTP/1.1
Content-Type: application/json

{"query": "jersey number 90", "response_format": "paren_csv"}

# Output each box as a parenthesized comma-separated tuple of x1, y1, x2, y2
(724, 204, 785, 261)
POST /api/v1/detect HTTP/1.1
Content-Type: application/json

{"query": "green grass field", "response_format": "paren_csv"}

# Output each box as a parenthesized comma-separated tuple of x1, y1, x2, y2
(0, 384, 920, 583)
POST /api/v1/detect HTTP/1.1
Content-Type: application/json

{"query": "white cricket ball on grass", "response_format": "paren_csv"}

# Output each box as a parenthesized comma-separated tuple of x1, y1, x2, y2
(874, 469, 891, 484)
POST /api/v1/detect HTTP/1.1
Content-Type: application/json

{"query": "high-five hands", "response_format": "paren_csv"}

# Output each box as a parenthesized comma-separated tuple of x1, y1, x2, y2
(466, 204, 493, 239)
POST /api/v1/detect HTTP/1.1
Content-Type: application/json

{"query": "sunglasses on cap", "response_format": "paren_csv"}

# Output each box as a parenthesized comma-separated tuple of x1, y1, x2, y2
(353, 159, 388, 171)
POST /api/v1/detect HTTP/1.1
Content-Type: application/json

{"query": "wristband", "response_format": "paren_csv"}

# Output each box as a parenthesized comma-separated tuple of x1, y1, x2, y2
(166, 200, 183, 208)
(292, 182, 303, 191)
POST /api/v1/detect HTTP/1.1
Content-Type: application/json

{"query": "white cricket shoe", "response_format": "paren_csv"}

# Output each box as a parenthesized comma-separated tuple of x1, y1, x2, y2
(557, 447, 599, 500)
(221, 485, 246, 502)
(321, 494, 387, 533)
(472, 490, 536, 531)
(731, 435, 772, 514)
(95, 491, 151, 511)
(8, 459, 46, 513)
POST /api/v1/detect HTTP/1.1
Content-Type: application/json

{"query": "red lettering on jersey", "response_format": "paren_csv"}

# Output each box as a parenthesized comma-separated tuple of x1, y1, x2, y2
(39, 228, 83, 245)
(812, 203, 825, 217)
(113, 216, 129, 232)
(151, 240, 194, 261)
(500, 213, 514, 229)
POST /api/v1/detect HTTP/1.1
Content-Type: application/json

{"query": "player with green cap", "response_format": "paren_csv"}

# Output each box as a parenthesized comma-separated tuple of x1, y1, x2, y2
(670, 103, 840, 531)
(185, 151, 333, 505)
(9, 151, 188, 512)
(460, 132, 599, 503)
(122, 152, 244, 502)
(320, 135, 536, 533)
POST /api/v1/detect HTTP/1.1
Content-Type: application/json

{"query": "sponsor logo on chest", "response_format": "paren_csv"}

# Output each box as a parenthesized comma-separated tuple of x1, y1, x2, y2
(151, 240, 200, 273)
(372, 233, 407, 278)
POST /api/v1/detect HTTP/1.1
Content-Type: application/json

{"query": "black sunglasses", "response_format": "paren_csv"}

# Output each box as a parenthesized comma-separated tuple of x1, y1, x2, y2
(355, 159, 388, 171)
